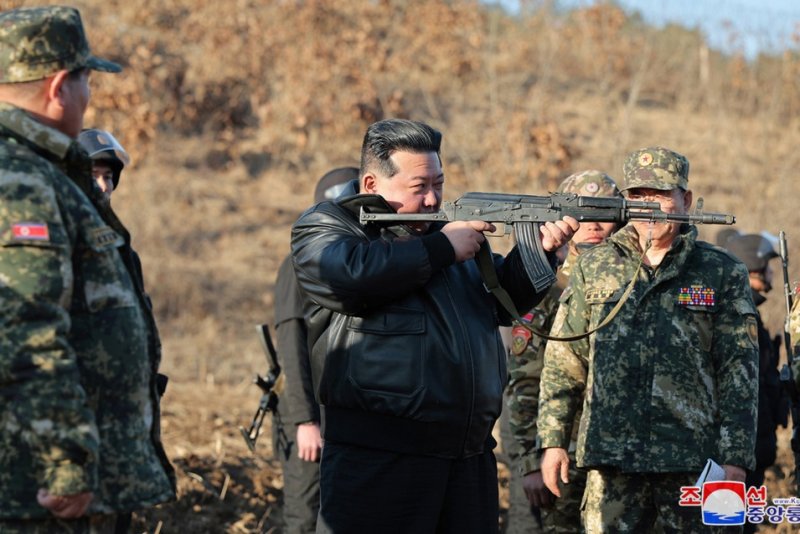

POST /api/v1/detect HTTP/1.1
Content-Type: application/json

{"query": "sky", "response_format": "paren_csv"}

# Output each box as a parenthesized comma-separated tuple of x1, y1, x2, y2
(492, 0, 800, 59)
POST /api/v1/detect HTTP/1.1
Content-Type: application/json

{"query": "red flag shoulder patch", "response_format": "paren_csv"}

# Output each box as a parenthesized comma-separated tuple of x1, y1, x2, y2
(11, 222, 49, 241)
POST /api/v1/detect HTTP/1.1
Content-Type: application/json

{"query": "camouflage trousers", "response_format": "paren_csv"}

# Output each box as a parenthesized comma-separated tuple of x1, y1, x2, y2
(498, 403, 541, 534)
(498, 404, 585, 534)
(0, 513, 130, 534)
(583, 470, 740, 533)
(542, 461, 586, 533)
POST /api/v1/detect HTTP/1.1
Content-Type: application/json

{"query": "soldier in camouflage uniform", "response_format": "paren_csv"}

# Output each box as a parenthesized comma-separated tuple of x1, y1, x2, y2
(793, 292, 800, 344)
(0, 7, 175, 533)
(504, 170, 621, 534)
(538, 147, 759, 532)
(791, 291, 800, 391)
(723, 233, 787, 534)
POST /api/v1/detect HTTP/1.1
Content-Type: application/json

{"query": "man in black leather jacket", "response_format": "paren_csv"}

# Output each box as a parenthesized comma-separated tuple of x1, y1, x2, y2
(291, 119, 577, 533)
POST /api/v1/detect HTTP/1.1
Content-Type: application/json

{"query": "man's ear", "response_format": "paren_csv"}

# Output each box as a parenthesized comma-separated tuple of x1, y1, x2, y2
(362, 173, 378, 194)
(682, 189, 693, 211)
(43, 70, 69, 114)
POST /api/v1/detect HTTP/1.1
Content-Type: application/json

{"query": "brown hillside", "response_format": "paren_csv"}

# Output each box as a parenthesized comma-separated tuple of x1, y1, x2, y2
(7, 0, 800, 532)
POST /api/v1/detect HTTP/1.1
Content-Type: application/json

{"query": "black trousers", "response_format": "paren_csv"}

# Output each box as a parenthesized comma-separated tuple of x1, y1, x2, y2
(316, 441, 499, 534)
(273, 416, 321, 534)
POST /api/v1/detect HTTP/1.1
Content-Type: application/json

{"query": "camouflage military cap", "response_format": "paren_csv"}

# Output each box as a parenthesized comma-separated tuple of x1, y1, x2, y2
(0, 6, 121, 84)
(621, 147, 689, 192)
(558, 170, 620, 197)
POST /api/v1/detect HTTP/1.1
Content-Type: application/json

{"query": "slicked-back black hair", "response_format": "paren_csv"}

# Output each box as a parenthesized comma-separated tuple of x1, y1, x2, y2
(359, 119, 442, 179)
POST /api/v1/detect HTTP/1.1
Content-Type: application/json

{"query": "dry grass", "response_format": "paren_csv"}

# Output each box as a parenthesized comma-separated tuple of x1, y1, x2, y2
(6, 0, 800, 530)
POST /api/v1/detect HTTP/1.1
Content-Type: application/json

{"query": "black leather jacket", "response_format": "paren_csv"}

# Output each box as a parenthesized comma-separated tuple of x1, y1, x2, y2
(291, 180, 551, 459)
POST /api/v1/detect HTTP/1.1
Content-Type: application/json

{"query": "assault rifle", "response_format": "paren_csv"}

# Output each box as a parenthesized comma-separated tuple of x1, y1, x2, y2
(240, 324, 287, 453)
(778, 232, 800, 491)
(359, 192, 736, 292)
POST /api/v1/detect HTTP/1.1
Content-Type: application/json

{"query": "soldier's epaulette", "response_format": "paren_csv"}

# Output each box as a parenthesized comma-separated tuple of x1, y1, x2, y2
(0, 143, 64, 187)
(572, 239, 615, 269)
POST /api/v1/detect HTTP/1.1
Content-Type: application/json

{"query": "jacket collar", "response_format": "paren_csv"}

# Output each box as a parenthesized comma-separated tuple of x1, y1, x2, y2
(610, 223, 698, 282)
(0, 102, 96, 194)
(0, 102, 73, 161)
(336, 179, 395, 216)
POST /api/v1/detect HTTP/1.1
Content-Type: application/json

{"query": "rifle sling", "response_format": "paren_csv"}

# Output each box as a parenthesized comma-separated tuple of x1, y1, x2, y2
(476, 240, 648, 342)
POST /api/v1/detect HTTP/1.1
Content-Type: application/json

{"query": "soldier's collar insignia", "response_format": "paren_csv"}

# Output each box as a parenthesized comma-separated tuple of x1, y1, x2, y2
(678, 285, 716, 307)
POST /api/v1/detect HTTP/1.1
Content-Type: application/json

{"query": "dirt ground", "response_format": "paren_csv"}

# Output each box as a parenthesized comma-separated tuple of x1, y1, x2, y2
(131, 382, 283, 533)
(129, 382, 797, 533)
(6, 0, 799, 532)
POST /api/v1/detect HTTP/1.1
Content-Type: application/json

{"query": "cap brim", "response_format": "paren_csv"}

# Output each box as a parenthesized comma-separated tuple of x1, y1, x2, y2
(86, 55, 122, 73)
(620, 182, 676, 193)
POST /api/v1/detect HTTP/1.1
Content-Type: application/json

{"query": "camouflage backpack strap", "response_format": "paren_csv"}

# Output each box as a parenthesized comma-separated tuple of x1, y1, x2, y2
(476, 239, 649, 342)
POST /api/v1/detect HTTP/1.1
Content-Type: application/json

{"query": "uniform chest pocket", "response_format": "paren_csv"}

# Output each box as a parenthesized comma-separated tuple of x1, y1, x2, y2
(586, 288, 623, 342)
(673, 303, 715, 352)
(76, 226, 137, 312)
(346, 307, 426, 396)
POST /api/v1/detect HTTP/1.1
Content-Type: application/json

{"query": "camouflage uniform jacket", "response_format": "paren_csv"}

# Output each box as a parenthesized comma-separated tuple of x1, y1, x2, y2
(0, 103, 175, 518)
(791, 295, 800, 390)
(538, 224, 759, 472)
(507, 251, 579, 475)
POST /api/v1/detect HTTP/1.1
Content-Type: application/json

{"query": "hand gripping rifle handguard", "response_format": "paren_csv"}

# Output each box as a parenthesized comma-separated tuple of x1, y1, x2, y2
(360, 192, 736, 293)
(240, 324, 286, 453)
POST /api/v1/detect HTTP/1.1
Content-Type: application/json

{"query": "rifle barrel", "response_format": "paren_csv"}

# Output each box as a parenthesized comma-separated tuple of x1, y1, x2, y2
(627, 211, 736, 225)
(781, 231, 793, 313)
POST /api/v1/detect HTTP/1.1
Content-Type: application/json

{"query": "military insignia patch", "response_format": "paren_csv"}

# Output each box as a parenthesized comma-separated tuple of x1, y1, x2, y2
(89, 226, 121, 248)
(585, 288, 618, 303)
(678, 285, 716, 307)
(638, 152, 654, 166)
(745, 315, 758, 347)
(584, 182, 599, 194)
(511, 324, 532, 356)
(11, 222, 49, 241)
